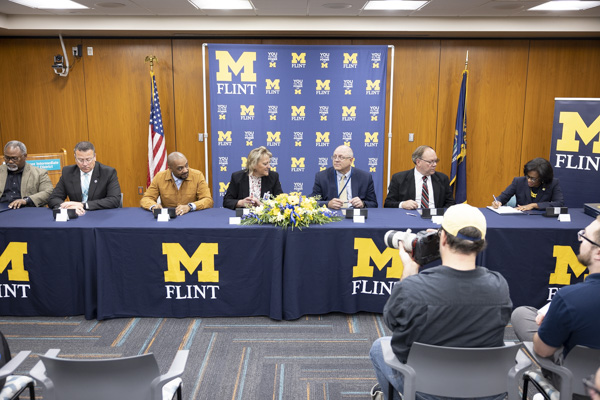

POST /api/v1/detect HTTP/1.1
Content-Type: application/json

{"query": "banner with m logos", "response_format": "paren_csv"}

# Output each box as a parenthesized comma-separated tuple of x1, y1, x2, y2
(550, 98, 600, 207)
(208, 44, 388, 207)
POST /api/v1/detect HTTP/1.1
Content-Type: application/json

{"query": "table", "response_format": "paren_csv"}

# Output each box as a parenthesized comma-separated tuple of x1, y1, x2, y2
(0, 206, 593, 320)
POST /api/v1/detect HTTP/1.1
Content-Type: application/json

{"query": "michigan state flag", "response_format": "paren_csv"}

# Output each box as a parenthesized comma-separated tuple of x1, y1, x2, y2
(450, 70, 468, 204)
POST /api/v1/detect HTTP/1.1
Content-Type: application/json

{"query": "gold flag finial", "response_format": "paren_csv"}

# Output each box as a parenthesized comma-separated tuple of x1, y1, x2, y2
(145, 55, 158, 72)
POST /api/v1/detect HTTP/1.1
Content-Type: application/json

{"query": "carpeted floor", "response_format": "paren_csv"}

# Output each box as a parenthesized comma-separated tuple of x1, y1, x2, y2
(1, 312, 531, 400)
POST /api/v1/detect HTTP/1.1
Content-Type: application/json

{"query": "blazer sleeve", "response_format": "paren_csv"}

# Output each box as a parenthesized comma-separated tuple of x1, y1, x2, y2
(47, 169, 69, 209)
(439, 173, 455, 208)
(192, 172, 214, 210)
(362, 173, 378, 208)
(270, 172, 283, 196)
(28, 169, 54, 207)
(384, 174, 402, 208)
(223, 172, 243, 210)
(140, 177, 160, 210)
(537, 179, 564, 209)
(87, 167, 121, 210)
(309, 171, 328, 206)
(496, 177, 519, 205)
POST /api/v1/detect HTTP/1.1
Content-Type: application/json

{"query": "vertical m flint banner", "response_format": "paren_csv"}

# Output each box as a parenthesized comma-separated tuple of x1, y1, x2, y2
(208, 44, 388, 208)
(450, 70, 468, 204)
(148, 72, 167, 187)
(550, 98, 600, 207)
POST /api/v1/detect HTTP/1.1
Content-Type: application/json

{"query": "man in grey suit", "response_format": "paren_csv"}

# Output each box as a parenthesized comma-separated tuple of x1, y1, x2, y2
(1, 140, 53, 208)
(48, 141, 121, 215)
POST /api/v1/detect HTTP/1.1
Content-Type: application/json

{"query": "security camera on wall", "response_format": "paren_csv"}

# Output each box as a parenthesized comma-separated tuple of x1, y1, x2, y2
(52, 34, 70, 77)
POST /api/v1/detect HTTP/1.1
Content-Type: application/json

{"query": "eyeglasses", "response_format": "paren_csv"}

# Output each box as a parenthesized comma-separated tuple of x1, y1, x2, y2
(75, 157, 95, 164)
(332, 155, 352, 161)
(583, 374, 600, 397)
(525, 175, 540, 182)
(419, 158, 439, 165)
(3, 155, 22, 162)
(578, 230, 600, 247)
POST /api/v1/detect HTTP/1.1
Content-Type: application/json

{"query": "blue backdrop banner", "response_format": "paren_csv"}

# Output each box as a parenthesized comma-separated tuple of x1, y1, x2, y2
(208, 44, 388, 207)
(550, 98, 600, 207)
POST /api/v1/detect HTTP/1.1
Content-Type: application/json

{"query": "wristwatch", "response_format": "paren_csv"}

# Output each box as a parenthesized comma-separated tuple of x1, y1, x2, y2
(188, 203, 194, 211)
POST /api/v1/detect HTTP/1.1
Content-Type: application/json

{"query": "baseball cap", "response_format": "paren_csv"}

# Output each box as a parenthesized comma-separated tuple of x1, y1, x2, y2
(441, 204, 486, 240)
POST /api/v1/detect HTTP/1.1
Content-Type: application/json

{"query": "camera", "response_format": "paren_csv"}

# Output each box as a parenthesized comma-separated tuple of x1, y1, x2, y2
(52, 55, 64, 68)
(384, 229, 441, 265)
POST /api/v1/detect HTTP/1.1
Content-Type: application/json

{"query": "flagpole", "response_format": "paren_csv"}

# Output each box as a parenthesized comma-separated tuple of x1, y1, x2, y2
(464, 51, 468, 70)
(145, 55, 157, 72)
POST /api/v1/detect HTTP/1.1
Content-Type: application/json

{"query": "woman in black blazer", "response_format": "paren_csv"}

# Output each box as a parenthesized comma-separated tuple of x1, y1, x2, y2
(492, 158, 564, 211)
(222, 146, 283, 209)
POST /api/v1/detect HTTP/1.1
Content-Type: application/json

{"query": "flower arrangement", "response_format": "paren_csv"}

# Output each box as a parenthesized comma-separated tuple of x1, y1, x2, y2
(240, 193, 342, 229)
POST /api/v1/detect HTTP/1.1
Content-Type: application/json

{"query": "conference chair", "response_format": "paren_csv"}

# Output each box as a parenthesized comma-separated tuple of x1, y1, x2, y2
(381, 338, 531, 400)
(0, 350, 35, 400)
(521, 341, 600, 400)
(29, 348, 189, 400)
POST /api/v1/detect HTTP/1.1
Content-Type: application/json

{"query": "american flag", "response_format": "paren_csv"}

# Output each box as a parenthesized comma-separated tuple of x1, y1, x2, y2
(147, 72, 167, 187)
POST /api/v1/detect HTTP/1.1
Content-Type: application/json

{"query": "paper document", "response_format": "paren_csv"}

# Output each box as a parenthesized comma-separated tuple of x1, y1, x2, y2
(486, 206, 523, 215)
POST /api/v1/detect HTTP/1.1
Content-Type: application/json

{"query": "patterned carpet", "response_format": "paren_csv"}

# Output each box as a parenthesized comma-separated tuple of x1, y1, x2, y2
(1, 313, 523, 400)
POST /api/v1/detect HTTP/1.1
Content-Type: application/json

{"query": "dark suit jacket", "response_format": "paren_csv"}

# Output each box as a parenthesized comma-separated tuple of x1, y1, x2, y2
(309, 167, 378, 208)
(48, 162, 121, 210)
(497, 177, 563, 209)
(384, 169, 455, 208)
(222, 169, 283, 209)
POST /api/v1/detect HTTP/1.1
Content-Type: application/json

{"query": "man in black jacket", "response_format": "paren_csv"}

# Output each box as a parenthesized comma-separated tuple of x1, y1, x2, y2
(48, 141, 121, 215)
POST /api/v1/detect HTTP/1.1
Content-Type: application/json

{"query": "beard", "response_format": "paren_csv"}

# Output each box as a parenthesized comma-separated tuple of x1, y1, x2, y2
(6, 163, 18, 172)
(577, 250, 591, 267)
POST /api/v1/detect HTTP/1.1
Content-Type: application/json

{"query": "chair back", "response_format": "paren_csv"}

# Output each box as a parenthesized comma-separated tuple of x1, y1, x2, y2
(562, 345, 600, 396)
(39, 353, 161, 400)
(406, 342, 522, 397)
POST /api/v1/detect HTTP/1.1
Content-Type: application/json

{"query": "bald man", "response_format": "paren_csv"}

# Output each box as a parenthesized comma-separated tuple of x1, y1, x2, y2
(141, 152, 213, 216)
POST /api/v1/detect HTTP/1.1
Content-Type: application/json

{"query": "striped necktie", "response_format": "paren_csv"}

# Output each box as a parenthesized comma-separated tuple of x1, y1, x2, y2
(421, 176, 429, 209)
(82, 172, 91, 202)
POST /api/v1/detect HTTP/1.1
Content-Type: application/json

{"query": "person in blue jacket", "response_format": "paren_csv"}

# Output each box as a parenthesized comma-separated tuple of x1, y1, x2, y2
(492, 157, 564, 211)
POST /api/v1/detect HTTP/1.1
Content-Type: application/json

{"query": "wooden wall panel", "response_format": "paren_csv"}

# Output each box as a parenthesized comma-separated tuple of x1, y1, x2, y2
(437, 40, 530, 207)
(0, 38, 87, 158)
(2, 37, 599, 209)
(82, 39, 174, 207)
(521, 40, 600, 166)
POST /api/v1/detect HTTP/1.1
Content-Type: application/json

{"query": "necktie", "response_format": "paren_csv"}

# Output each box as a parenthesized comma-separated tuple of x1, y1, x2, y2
(421, 176, 429, 209)
(82, 173, 90, 202)
(339, 175, 348, 205)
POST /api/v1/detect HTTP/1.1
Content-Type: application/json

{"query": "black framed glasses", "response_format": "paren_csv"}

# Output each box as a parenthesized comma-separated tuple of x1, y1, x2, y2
(578, 230, 600, 247)
(419, 158, 439, 165)
(3, 155, 22, 162)
(525, 175, 540, 182)
(583, 374, 600, 397)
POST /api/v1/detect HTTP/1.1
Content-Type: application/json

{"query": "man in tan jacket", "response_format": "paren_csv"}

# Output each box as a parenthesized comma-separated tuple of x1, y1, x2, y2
(1, 140, 53, 208)
(141, 152, 213, 216)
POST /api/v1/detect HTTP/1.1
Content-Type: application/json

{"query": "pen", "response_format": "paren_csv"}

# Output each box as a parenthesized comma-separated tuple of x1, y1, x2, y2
(407, 213, 418, 217)
(492, 194, 498, 203)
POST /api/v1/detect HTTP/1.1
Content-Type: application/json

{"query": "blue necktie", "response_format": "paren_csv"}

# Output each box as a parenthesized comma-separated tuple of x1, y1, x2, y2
(82, 173, 90, 202)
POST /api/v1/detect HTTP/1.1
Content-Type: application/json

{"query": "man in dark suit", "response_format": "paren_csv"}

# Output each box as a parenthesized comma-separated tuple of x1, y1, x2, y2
(1, 140, 53, 208)
(310, 145, 378, 209)
(48, 141, 121, 215)
(384, 145, 455, 209)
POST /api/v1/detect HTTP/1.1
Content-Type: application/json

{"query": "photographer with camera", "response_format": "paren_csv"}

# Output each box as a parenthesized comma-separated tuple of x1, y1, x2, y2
(370, 204, 513, 400)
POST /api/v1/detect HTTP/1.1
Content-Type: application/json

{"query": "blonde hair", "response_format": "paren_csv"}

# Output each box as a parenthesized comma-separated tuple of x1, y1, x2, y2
(246, 146, 272, 174)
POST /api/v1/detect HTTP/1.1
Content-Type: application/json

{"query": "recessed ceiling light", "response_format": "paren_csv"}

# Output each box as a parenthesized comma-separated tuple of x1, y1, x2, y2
(363, 1, 428, 11)
(95, 2, 126, 8)
(528, 1, 600, 11)
(8, 0, 88, 9)
(323, 3, 353, 9)
(188, 0, 253, 10)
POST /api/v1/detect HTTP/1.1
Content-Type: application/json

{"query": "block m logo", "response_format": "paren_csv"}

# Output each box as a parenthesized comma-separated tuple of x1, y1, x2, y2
(291, 157, 305, 168)
(291, 106, 306, 117)
(163, 243, 219, 283)
(366, 80, 380, 91)
(342, 106, 356, 117)
(316, 80, 330, 91)
(316, 132, 330, 143)
(353, 238, 402, 279)
(556, 112, 600, 153)
(0, 243, 30, 281)
(365, 132, 379, 143)
(267, 132, 281, 142)
(344, 53, 358, 64)
(218, 131, 232, 142)
(214, 51, 256, 82)
(240, 105, 255, 116)
(292, 53, 306, 64)
(265, 79, 280, 90)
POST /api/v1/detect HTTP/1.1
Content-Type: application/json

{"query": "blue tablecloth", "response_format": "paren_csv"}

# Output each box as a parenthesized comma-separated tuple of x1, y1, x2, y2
(0, 206, 594, 320)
